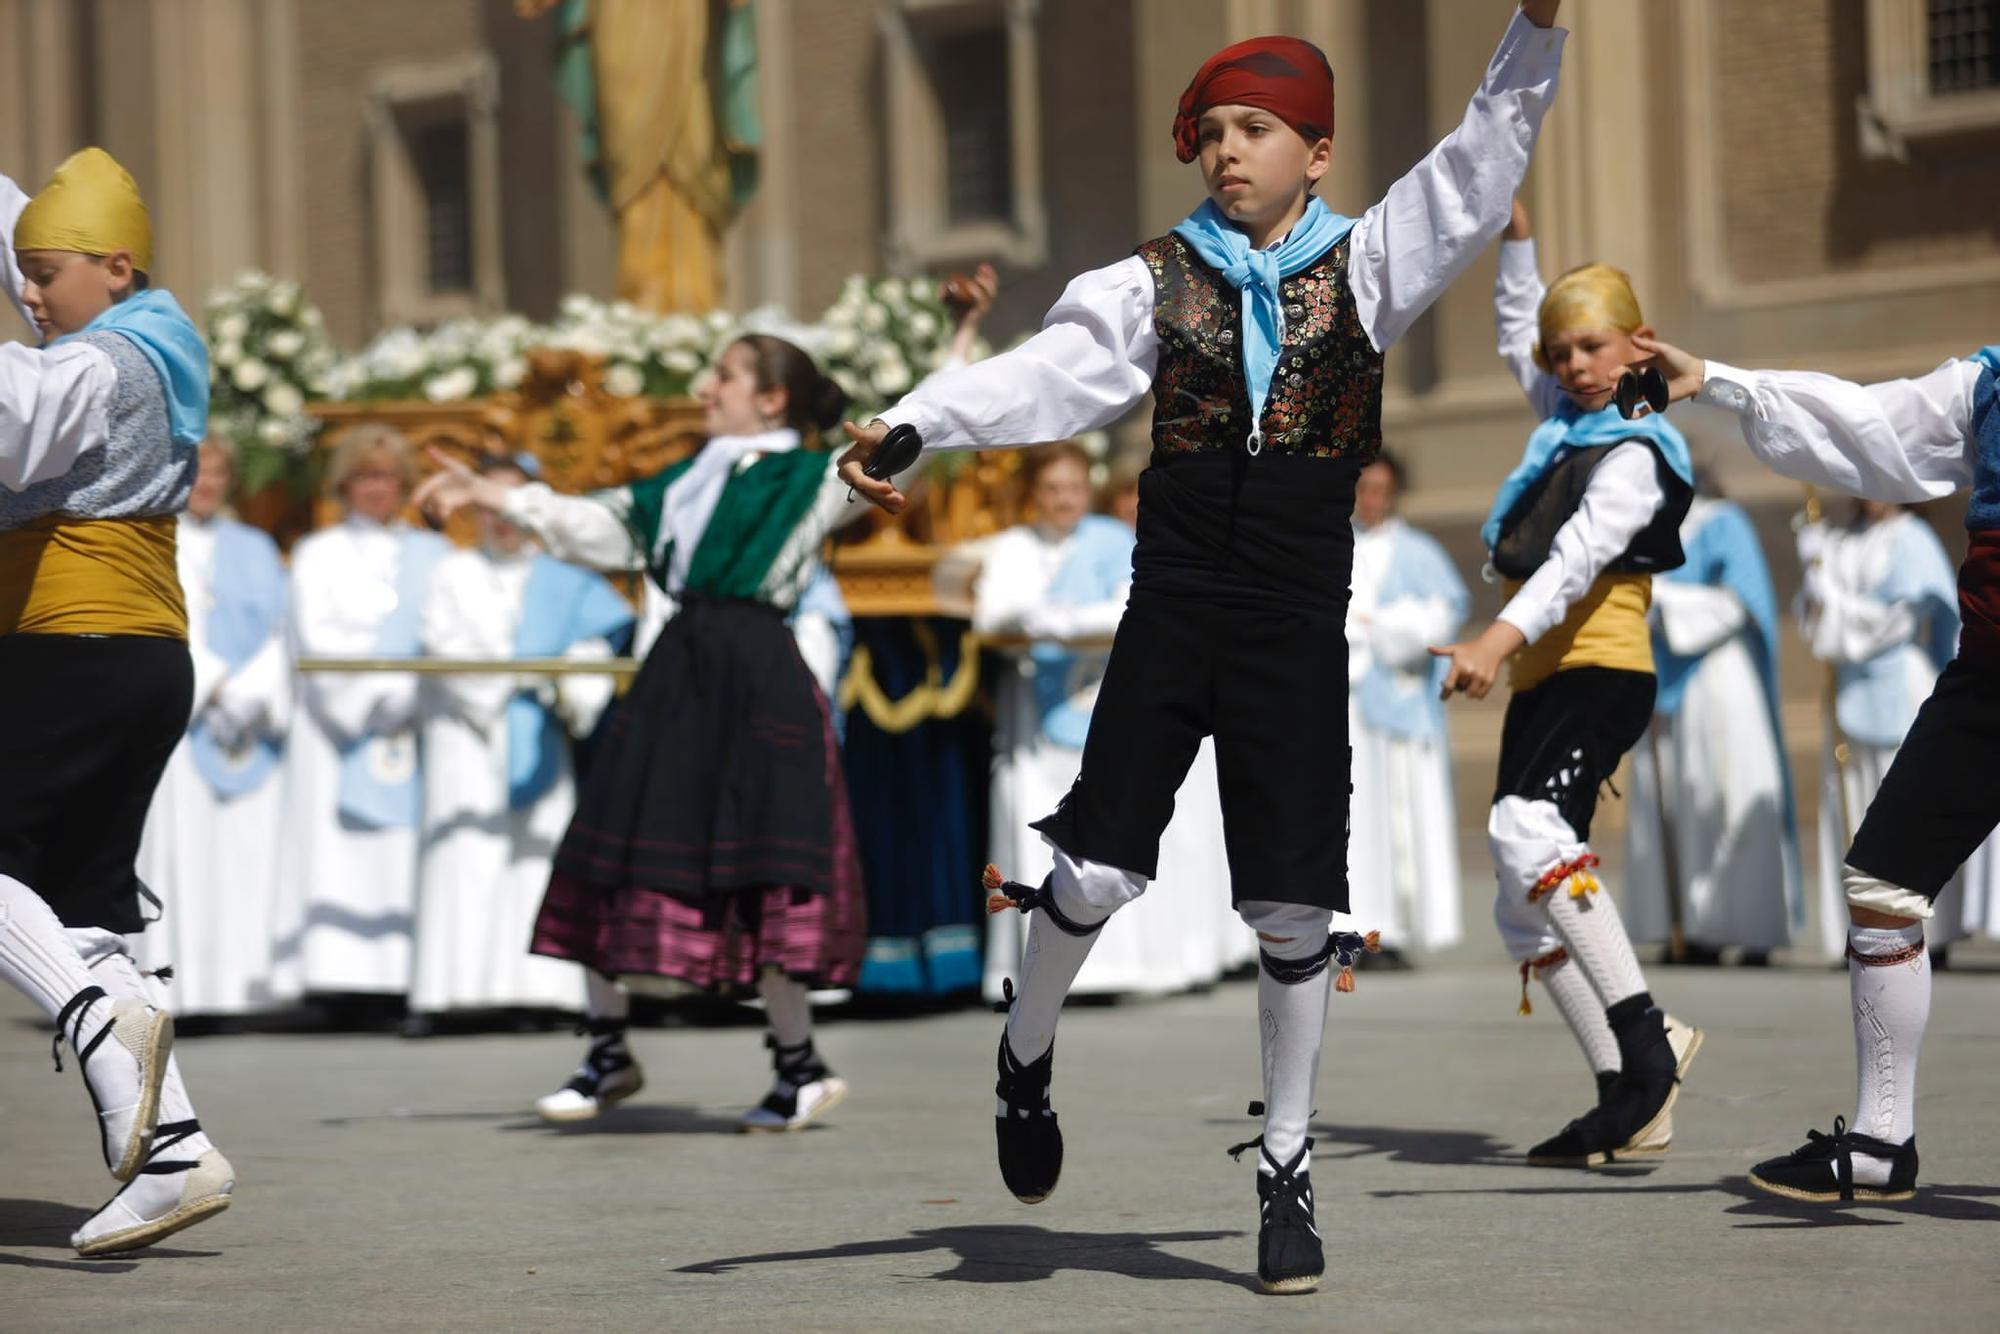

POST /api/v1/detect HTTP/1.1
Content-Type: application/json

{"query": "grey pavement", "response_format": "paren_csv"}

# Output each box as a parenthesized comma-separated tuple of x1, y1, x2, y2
(6, 956, 2000, 1331)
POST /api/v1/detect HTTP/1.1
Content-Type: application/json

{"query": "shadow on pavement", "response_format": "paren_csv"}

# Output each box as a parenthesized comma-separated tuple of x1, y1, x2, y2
(676, 1224, 1253, 1288)
(1308, 1122, 1525, 1167)
(1721, 1178, 2000, 1228)
(0, 1198, 215, 1271)
(501, 1103, 746, 1136)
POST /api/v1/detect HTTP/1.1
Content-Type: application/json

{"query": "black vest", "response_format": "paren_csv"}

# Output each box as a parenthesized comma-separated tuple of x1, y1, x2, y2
(1491, 443, 1694, 582)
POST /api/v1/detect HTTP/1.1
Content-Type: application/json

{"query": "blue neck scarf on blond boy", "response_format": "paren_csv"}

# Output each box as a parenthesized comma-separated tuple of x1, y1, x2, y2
(1171, 196, 1355, 451)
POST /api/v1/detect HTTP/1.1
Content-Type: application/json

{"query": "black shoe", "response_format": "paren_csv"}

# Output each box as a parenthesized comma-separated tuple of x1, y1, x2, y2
(994, 1031, 1062, 1203)
(1526, 1101, 1627, 1167)
(1253, 1143, 1323, 1295)
(1749, 1117, 1918, 1203)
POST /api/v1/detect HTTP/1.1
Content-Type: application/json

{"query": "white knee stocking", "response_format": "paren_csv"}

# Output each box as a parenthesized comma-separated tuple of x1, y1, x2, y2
(1848, 920, 1929, 1153)
(0, 875, 99, 1023)
(584, 969, 629, 1023)
(1542, 882, 1649, 1009)
(1491, 797, 1648, 1007)
(1001, 849, 1143, 1065)
(1243, 901, 1333, 1177)
(758, 968, 813, 1048)
(1534, 951, 1620, 1077)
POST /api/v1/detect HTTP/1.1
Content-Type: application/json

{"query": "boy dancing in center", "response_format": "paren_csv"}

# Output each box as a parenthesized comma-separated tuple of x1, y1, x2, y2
(842, 2, 1567, 1293)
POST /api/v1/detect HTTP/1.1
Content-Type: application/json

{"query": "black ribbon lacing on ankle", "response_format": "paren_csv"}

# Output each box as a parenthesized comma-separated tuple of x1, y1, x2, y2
(561, 1021, 635, 1095)
(140, 1119, 204, 1175)
(1225, 1100, 1317, 1162)
(1259, 931, 1381, 991)
(982, 865, 1104, 938)
(51, 985, 109, 1073)
(995, 1024, 1054, 1117)
(765, 1033, 826, 1085)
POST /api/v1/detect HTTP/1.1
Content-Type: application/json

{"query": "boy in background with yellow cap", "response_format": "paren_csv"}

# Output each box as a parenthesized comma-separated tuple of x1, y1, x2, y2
(1430, 200, 1702, 1168)
(0, 147, 234, 1255)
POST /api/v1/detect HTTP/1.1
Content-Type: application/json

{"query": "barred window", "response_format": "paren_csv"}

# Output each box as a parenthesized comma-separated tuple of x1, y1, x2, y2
(923, 25, 1014, 226)
(1929, 0, 2000, 93)
(410, 118, 473, 294)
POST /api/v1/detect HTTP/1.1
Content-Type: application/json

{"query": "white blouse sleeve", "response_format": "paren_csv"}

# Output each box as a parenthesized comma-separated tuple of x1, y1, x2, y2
(0, 175, 33, 330)
(0, 340, 115, 492)
(876, 256, 1157, 454)
(1497, 442, 1666, 645)
(500, 482, 642, 572)
(1697, 358, 1979, 503)
(1494, 239, 1565, 419)
(1347, 11, 1568, 353)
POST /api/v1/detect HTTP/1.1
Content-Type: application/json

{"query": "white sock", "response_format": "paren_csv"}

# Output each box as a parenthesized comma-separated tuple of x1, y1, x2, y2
(1535, 951, 1620, 1078)
(71, 929, 216, 1163)
(1001, 873, 1109, 1067)
(585, 969, 630, 1023)
(1245, 902, 1333, 1177)
(758, 967, 813, 1048)
(1847, 922, 1928, 1184)
(1541, 868, 1649, 1008)
(0, 875, 101, 1024)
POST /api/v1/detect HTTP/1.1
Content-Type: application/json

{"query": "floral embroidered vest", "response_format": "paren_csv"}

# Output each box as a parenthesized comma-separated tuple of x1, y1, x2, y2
(1137, 233, 1383, 460)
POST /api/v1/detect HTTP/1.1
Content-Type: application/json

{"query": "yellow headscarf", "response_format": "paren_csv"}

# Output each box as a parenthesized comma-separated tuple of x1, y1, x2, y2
(14, 147, 153, 273)
(1533, 262, 1642, 372)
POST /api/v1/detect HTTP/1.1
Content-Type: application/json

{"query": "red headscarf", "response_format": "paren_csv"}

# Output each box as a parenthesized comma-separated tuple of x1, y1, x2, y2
(1172, 37, 1335, 164)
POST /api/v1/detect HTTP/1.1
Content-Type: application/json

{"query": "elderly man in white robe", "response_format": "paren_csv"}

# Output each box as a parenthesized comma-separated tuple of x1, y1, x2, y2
(133, 438, 295, 1019)
(271, 425, 449, 1011)
(409, 455, 632, 1022)
(1344, 450, 1468, 961)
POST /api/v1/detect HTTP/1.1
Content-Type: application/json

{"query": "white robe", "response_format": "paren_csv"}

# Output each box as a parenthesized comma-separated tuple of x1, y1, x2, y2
(972, 524, 1251, 1001)
(131, 514, 297, 1016)
(1802, 514, 1997, 957)
(408, 548, 617, 1015)
(1623, 500, 1797, 952)
(1344, 519, 1464, 952)
(270, 518, 430, 995)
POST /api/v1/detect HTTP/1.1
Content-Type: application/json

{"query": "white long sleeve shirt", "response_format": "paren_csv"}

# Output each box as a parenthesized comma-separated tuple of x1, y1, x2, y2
(1698, 357, 1981, 501)
(878, 11, 1567, 455)
(1489, 236, 1668, 646)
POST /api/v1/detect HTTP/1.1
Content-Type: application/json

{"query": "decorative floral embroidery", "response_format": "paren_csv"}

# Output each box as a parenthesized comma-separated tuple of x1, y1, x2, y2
(1138, 233, 1384, 459)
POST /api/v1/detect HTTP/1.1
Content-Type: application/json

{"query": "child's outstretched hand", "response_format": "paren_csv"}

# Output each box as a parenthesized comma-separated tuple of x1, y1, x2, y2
(1626, 334, 1706, 411)
(837, 420, 907, 514)
(1430, 622, 1528, 701)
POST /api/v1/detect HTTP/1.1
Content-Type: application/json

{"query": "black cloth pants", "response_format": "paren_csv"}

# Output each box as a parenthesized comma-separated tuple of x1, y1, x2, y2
(0, 634, 192, 932)
(1492, 666, 1656, 842)
(1030, 589, 1351, 910)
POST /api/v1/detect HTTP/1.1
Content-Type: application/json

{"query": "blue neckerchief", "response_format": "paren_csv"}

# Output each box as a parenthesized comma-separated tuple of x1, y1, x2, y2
(1029, 516, 1135, 748)
(1480, 399, 1695, 551)
(1170, 196, 1356, 449)
(506, 555, 634, 810)
(188, 519, 288, 798)
(336, 528, 449, 829)
(53, 289, 209, 445)
(1973, 345, 2000, 375)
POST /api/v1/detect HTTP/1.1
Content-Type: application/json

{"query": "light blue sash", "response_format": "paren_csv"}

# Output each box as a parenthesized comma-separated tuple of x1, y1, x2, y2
(1030, 516, 1136, 749)
(336, 529, 449, 828)
(506, 556, 635, 809)
(188, 519, 288, 798)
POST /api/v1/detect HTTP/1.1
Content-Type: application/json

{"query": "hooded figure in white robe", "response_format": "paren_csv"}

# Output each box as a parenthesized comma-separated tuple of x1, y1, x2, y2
(410, 466, 632, 1017)
(1798, 502, 2000, 958)
(1625, 494, 1801, 957)
(271, 426, 448, 997)
(134, 440, 296, 1016)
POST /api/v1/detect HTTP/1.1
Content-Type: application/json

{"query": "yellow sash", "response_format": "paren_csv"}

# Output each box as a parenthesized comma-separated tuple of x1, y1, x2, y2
(1507, 572, 1652, 692)
(0, 514, 187, 637)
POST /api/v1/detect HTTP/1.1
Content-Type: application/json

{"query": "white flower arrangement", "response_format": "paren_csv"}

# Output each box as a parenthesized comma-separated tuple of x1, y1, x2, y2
(203, 270, 339, 491)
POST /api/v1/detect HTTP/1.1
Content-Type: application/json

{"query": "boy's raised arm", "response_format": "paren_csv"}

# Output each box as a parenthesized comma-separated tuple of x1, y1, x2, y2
(1494, 203, 1562, 416)
(1346, 5, 1566, 354)
(1642, 335, 1979, 503)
